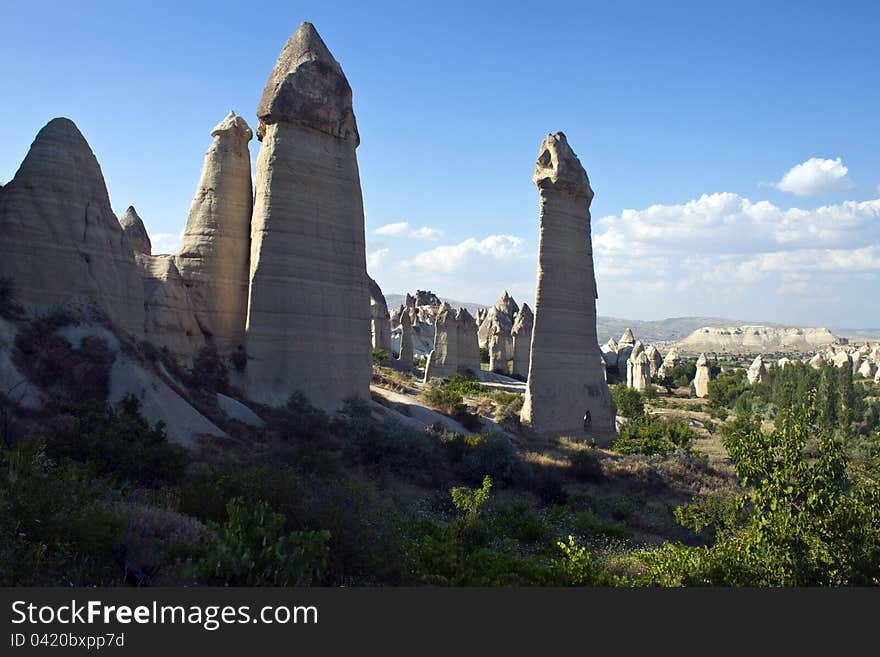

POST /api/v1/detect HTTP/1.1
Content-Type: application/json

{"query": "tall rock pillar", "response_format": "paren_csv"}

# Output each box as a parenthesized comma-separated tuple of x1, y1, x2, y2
(176, 112, 254, 353)
(520, 132, 616, 443)
(244, 22, 371, 409)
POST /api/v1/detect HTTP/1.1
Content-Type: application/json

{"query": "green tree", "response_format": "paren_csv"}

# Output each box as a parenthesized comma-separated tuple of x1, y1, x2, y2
(611, 384, 644, 419)
(639, 393, 880, 585)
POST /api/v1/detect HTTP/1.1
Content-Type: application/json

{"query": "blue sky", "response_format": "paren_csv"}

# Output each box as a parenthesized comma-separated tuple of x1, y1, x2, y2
(2, 1, 878, 327)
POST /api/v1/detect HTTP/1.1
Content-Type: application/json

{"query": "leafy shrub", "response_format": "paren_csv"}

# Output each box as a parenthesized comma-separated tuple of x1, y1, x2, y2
(611, 384, 644, 419)
(451, 475, 493, 523)
(189, 346, 229, 394)
(493, 393, 524, 432)
(348, 419, 447, 486)
(568, 448, 604, 482)
(372, 348, 390, 364)
(527, 468, 568, 505)
(445, 373, 488, 397)
(13, 324, 114, 402)
(573, 509, 631, 540)
(422, 382, 466, 415)
(267, 392, 333, 443)
(659, 362, 697, 389)
(613, 415, 697, 456)
(190, 498, 330, 586)
(552, 536, 611, 585)
(637, 394, 880, 585)
(47, 395, 188, 486)
(492, 500, 550, 542)
(0, 440, 124, 585)
(707, 372, 749, 408)
(454, 433, 526, 486)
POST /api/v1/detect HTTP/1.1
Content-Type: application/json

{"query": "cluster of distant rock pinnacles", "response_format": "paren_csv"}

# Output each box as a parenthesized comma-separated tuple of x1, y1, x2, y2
(0, 22, 619, 442)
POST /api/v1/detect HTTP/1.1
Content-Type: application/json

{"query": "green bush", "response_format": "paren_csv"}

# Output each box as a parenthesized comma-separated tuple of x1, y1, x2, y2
(527, 469, 568, 505)
(636, 394, 880, 585)
(569, 449, 604, 482)
(492, 500, 550, 542)
(573, 509, 631, 540)
(552, 536, 611, 585)
(0, 440, 124, 585)
(190, 498, 330, 586)
(14, 324, 114, 402)
(446, 373, 488, 397)
(189, 346, 229, 394)
(611, 384, 644, 419)
(348, 419, 447, 486)
(613, 415, 697, 456)
(47, 396, 188, 487)
(454, 433, 526, 486)
(707, 371, 749, 408)
(493, 394, 523, 432)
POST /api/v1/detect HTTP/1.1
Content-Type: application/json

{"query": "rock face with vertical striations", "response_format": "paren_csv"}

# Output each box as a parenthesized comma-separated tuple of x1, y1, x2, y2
(395, 306, 413, 370)
(693, 353, 712, 398)
(424, 304, 457, 380)
(747, 354, 767, 385)
(615, 328, 636, 378)
(519, 132, 616, 443)
(479, 307, 512, 358)
(368, 276, 392, 355)
(120, 206, 152, 255)
(456, 308, 481, 375)
(645, 344, 663, 378)
(511, 303, 533, 378)
(176, 112, 254, 353)
(0, 118, 144, 336)
(630, 351, 652, 392)
(626, 341, 644, 388)
(245, 23, 371, 409)
(135, 253, 203, 365)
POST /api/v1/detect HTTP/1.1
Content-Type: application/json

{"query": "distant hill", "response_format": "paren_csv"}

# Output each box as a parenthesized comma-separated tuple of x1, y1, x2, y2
(385, 293, 879, 347)
(676, 325, 842, 354)
(595, 316, 771, 345)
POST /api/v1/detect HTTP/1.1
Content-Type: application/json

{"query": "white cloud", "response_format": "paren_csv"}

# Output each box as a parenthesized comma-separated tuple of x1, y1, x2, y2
(151, 232, 182, 254)
(374, 221, 443, 241)
(367, 248, 390, 270)
(593, 193, 880, 320)
(774, 157, 854, 196)
(400, 235, 527, 274)
(375, 222, 410, 237)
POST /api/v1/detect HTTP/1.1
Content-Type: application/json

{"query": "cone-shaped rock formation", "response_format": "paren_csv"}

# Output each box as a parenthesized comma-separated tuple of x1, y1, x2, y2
(0, 118, 144, 335)
(245, 23, 371, 409)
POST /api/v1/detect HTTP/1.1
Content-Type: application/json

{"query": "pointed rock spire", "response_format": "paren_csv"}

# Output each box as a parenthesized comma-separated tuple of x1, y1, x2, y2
(693, 353, 712, 398)
(256, 22, 359, 144)
(120, 206, 152, 255)
(0, 118, 144, 336)
(245, 24, 371, 409)
(176, 111, 253, 353)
